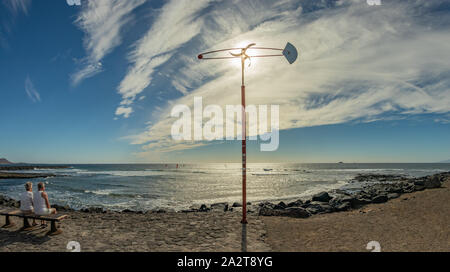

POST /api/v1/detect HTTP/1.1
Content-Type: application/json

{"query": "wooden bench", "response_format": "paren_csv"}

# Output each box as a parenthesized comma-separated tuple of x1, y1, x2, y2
(0, 208, 68, 236)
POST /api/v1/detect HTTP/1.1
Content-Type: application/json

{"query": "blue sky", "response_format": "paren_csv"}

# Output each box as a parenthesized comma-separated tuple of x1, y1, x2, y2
(0, 0, 449, 164)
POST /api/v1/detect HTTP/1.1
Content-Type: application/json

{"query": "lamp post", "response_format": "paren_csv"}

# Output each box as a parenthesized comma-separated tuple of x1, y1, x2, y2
(198, 42, 298, 224)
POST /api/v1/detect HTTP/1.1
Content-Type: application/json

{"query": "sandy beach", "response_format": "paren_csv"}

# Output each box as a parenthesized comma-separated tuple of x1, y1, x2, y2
(0, 176, 449, 252)
(263, 179, 450, 252)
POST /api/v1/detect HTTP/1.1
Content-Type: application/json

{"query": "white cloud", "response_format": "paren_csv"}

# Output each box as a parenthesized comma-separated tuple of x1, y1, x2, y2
(122, 0, 450, 157)
(71, 0, 146, 85)
(116, 0, 211, 118)
(115, 106, 133, 119)
(25, 76, 41, 103)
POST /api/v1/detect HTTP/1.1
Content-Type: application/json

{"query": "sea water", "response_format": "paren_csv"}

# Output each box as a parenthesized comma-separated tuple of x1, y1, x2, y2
(1, 163, 449, 211)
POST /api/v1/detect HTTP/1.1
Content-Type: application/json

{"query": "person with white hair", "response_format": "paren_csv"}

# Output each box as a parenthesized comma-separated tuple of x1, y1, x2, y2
(20, 182, 37, 226)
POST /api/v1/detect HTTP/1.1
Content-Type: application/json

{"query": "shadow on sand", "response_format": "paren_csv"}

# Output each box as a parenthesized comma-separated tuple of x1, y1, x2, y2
(0, 224, 51, 249)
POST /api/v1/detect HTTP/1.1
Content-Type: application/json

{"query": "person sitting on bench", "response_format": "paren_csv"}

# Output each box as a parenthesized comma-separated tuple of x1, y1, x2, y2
(33, 182, 57, 226)
(20, 182, 37, 226)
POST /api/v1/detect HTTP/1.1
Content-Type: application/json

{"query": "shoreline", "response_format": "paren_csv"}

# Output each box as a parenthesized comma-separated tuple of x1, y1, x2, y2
(1, 172, 449, 216)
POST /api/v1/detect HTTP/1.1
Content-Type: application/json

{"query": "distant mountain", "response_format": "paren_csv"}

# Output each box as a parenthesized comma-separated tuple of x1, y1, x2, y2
(0, 158, 13, 164)
(439, 159, 450, 163)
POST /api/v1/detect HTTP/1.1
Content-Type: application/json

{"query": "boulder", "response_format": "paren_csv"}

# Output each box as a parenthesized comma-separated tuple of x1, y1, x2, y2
(259, 206, 310, 218)
(199, 204, 209, 212)
(287, 199, 303, 207)
(424, 176, 441, 189)
(305, 202, 332, 214)
(312, 192, 332, 202)
(372, 195, 388, 204)
(284, 207, 310, 218)
(274, 201, 287, 210)
(335, 202, 351, 212)
(232, 202, 242, 208)
(259, 201, 275, 209)
(387, 193, 400, 199)
(350, 197, 372, 208)
(211, 202, 228, 212)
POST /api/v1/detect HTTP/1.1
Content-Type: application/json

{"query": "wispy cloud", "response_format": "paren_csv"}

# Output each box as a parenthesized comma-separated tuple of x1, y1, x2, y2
(71, 0, 146, 85)
(0, 0, 32, 48)
(116, 0, 211, 118)
(2, 0, 32, 16)
(25, 76, 40, 103)
(121, 0, 450, 158)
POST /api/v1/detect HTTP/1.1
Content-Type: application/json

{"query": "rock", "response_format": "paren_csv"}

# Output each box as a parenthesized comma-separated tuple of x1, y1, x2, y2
(387, 193, 400, 199)
(199, 204, 209, 212)
(232, 202, 242, 208)
(424, 176, 441, 189)
(259, 202, 275, 209)
(287, 199, 303, 207)
(189, 204, 200, 210)
(259, 206, 310, 218)
(284, 207, 310, 218)
(274, 201, 287, 210)
(305, 202, 332, 214)
(353, 174, 407, 183)
(51, 204, 73, 211)
(329, 195, 355, 211)
(335, 202, 351, 211)
(329, 195, 354, 205)
(210, 202, 228, 212)
(401, 183, 415, 193)
(312, 192, 332, 202)
(372, 195, 388, 204)
(258, 207, 281, 216)
(414, 185, 425, 191)
(89, 207, 103, 213)
(350, 197, 372, 208)
(247, 205, 258, 213)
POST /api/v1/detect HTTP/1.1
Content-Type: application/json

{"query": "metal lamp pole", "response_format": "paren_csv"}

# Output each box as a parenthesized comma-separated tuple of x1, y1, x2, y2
(198, 42, 298, 224)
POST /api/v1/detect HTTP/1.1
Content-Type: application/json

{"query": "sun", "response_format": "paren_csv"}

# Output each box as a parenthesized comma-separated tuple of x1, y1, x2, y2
(229, 41, 259, 68)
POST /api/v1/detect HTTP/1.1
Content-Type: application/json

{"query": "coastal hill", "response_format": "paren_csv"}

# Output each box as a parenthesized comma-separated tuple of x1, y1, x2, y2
(0, 158, 12, 164)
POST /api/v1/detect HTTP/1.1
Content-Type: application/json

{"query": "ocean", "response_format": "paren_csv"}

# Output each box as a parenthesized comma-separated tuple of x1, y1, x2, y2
(1, 163, 449, 212)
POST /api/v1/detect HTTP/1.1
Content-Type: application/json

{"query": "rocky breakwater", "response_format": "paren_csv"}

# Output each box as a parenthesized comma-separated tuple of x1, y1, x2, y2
(257, 172, 450, 219)
(0, 165, 70, 179)
(2, 172, 448, 217)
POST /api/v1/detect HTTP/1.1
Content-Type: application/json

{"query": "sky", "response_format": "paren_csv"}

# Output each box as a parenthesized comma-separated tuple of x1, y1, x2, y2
(0, 0, 449, 164)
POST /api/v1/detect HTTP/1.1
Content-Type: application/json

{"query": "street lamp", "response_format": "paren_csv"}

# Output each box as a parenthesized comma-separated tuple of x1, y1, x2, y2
(198, 42, 298, 224)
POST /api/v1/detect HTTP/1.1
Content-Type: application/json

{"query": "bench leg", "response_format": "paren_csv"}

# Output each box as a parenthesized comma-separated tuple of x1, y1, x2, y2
(2, 215, 15, 228)
(47, 221, 62, 236)
(20, 217, 35, 231)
